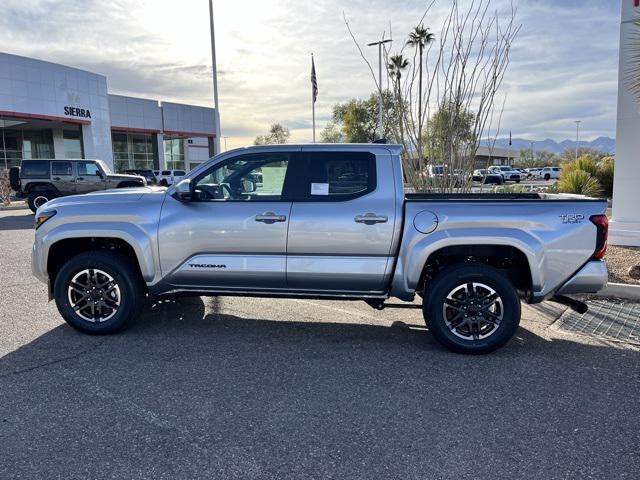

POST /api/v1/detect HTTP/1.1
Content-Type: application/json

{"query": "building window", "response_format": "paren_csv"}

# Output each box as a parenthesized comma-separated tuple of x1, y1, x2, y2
(22, 130, 53, 160)
(164, 137, 185, 170)
(111, 131, 155, 172)
(63, 128, 83, 158)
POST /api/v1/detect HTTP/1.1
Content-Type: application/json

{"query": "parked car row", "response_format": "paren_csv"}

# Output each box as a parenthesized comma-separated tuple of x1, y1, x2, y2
(124, 169, 187, 186)
(9, 159, 189, 212)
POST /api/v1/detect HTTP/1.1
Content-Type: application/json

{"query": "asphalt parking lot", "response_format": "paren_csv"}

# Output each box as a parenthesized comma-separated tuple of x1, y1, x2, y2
(0, 209, 638, 480)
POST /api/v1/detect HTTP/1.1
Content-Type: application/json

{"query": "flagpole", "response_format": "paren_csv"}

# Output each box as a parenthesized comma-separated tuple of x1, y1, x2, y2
(311, 53, 316, 143)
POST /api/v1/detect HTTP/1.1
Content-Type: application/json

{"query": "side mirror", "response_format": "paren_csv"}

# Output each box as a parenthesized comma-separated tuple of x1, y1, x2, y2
(242, 179, 256, 193)
(97, 170, 104, 179)
(174, 179, 192, 201)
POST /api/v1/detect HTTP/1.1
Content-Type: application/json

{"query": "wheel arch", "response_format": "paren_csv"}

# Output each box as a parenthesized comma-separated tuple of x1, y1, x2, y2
(390, 229, 542, 301)
(24, 182, 61, 196)
(43, 226, 157, 289)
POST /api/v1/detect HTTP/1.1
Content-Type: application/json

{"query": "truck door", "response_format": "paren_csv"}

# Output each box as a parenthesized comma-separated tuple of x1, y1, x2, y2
(286, 150, 397, 293)
(158, 150, 297, 290)
(50, 161, 75, 195)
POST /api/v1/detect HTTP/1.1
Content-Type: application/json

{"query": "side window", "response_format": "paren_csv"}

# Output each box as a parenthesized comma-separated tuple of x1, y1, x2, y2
(21, 161, 51, 178)
(77, 162, 100, 176)
(52, 161, 72, 176)
(175, 170, 186, 176)
(192, 152, 290, 201)
(161, 170, 171, 176)
(305, 152, 375, 200)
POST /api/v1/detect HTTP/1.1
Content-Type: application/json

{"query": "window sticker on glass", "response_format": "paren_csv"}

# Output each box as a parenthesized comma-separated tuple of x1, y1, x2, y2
(311, 182, 329, 195)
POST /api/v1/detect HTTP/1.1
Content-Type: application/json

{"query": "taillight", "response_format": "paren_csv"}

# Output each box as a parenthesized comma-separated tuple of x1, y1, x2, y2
(590, 214, 608, 259)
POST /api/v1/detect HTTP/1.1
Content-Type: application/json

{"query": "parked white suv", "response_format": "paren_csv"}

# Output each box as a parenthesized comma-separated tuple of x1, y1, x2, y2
(156, 169, 186, 186)
(488, 165, 521, 183)
(540, 166, 561, 181)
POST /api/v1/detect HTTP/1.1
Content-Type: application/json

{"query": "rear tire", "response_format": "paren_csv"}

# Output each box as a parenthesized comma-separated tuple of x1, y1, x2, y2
(53, 251, 144, 334)
(28, 190, 56, 213)
(423, 264, 521, 354)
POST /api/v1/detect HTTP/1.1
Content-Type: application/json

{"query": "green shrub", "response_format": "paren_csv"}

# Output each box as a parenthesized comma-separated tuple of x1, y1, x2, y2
(596, 157, 614, 197)
(563, 155, 600, 177)
(557, 169, 602, 197)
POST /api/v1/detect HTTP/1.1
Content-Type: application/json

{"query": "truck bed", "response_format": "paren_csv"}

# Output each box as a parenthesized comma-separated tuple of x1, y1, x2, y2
(405, 192, 605, 202)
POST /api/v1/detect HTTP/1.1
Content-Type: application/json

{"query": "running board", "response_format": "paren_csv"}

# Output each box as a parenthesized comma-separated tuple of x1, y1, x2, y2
(364, 299, 422, 311)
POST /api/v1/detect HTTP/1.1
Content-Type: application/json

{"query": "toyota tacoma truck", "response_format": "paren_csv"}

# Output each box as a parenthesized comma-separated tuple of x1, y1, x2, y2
(31, 144, 609, 353)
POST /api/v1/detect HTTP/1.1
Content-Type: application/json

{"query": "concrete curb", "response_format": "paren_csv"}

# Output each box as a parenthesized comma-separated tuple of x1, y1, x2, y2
(0, 203, 29, 211)
(595, 282, 640, 301)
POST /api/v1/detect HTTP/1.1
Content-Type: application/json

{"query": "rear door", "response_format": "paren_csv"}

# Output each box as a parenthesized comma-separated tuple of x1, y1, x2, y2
(285, 149, 397, 293)
(50, 161, 75, 194)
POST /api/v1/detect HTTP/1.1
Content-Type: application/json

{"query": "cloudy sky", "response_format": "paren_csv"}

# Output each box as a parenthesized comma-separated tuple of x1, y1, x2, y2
(1, 0, 621, 149)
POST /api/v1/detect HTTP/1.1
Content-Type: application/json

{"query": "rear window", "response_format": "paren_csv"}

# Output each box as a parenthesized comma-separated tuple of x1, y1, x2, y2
(52, 161, 72, 176)
(21, 161, 50, 178)
(304, 152, 375, 200)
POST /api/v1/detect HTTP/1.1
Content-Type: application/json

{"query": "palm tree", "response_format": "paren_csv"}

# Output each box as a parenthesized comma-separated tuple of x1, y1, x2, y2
(406, 25, 435, 168)
(388, 54, 409, 145)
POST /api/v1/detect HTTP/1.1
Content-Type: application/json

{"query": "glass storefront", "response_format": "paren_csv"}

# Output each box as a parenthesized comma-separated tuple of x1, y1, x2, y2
(63, 128, 83, 158)
(1, 119, 56, 169)
(112, 131, 155, 172)
(164, 137, 185, 171)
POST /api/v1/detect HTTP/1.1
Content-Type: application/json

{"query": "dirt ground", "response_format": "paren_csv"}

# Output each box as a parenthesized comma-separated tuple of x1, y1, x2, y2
(606, 245, 640, 284)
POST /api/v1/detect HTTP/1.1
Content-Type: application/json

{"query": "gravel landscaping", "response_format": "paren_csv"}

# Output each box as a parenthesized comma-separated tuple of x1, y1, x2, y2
(606, 245, 640, 285)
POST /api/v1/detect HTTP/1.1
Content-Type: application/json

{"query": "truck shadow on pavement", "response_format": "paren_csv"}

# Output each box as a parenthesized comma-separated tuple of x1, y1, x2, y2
(1, 295, 639, 479)
(0, 211, 34, 230)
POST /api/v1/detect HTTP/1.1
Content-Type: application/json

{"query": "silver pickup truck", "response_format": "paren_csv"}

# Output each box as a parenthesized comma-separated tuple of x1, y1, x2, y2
(32, 144, 609, 353)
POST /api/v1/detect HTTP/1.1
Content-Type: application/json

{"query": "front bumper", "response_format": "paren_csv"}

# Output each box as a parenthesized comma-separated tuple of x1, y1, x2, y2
(556, 260, 608, 295)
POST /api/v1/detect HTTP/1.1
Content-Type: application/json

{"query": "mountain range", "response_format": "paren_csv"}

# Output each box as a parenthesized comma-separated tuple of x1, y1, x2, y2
(484, 136, 615, 155)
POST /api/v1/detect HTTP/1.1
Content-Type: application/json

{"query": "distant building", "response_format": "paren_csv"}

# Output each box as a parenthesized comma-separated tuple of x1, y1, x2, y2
(473, 146, 517, 169)
(0, 52, 217, 172)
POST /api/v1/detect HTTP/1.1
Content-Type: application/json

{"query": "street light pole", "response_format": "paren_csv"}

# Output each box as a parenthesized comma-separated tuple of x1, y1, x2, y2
(367, 38, 392, 139)
(208, 0, 221, 155)
(574, 120, 581, 160)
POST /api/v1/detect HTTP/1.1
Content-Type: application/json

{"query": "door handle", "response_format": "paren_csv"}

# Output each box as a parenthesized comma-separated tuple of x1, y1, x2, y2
(53, 177, 60, 181)
(77, 177, 84, 181)
(255, 212, 287, 223)
(354, 213, 388, 224)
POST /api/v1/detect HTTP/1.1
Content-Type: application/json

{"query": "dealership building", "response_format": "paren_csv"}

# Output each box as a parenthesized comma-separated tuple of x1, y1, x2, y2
(0, 52, 217, 173)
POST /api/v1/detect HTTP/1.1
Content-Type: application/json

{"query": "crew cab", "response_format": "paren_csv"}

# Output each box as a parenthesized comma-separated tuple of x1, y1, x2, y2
(10, 159, 146, 212)
(31, 144, 609, 353)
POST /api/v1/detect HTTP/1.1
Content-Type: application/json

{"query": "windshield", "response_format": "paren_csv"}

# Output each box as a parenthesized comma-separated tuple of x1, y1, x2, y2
(97, 160, 112, 174)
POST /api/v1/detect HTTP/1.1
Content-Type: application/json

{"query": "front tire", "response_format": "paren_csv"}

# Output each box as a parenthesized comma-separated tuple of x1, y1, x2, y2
(54, 251, 144, 334)
(28, 190, 56, 213)
(423, 264, 521, 354)
(544, 174, 551, 181)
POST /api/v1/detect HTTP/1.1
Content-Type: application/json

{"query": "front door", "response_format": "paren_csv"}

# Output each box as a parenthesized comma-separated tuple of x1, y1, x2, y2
(50, 160, 75, 195)
(75, 161, 105, 194)
(286, 150, 397, 293)
(159, 150, 296, 291)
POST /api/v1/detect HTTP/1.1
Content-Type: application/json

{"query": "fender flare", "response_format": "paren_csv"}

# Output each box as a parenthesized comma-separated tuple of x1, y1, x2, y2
(40, 222, 158, 283)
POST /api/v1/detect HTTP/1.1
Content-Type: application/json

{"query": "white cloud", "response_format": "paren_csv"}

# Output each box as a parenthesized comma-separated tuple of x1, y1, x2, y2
(0, 0, 620, 148)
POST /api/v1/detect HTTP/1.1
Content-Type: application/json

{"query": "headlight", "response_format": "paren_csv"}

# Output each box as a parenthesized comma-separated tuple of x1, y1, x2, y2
(35, 210, 57, 229)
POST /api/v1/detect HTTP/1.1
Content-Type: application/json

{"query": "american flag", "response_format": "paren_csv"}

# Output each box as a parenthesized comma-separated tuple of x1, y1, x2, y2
(311, 55, 318, 103)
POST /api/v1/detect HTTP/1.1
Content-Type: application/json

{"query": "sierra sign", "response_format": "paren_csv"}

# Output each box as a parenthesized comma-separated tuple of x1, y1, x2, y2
(63, 106, 91, 119)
